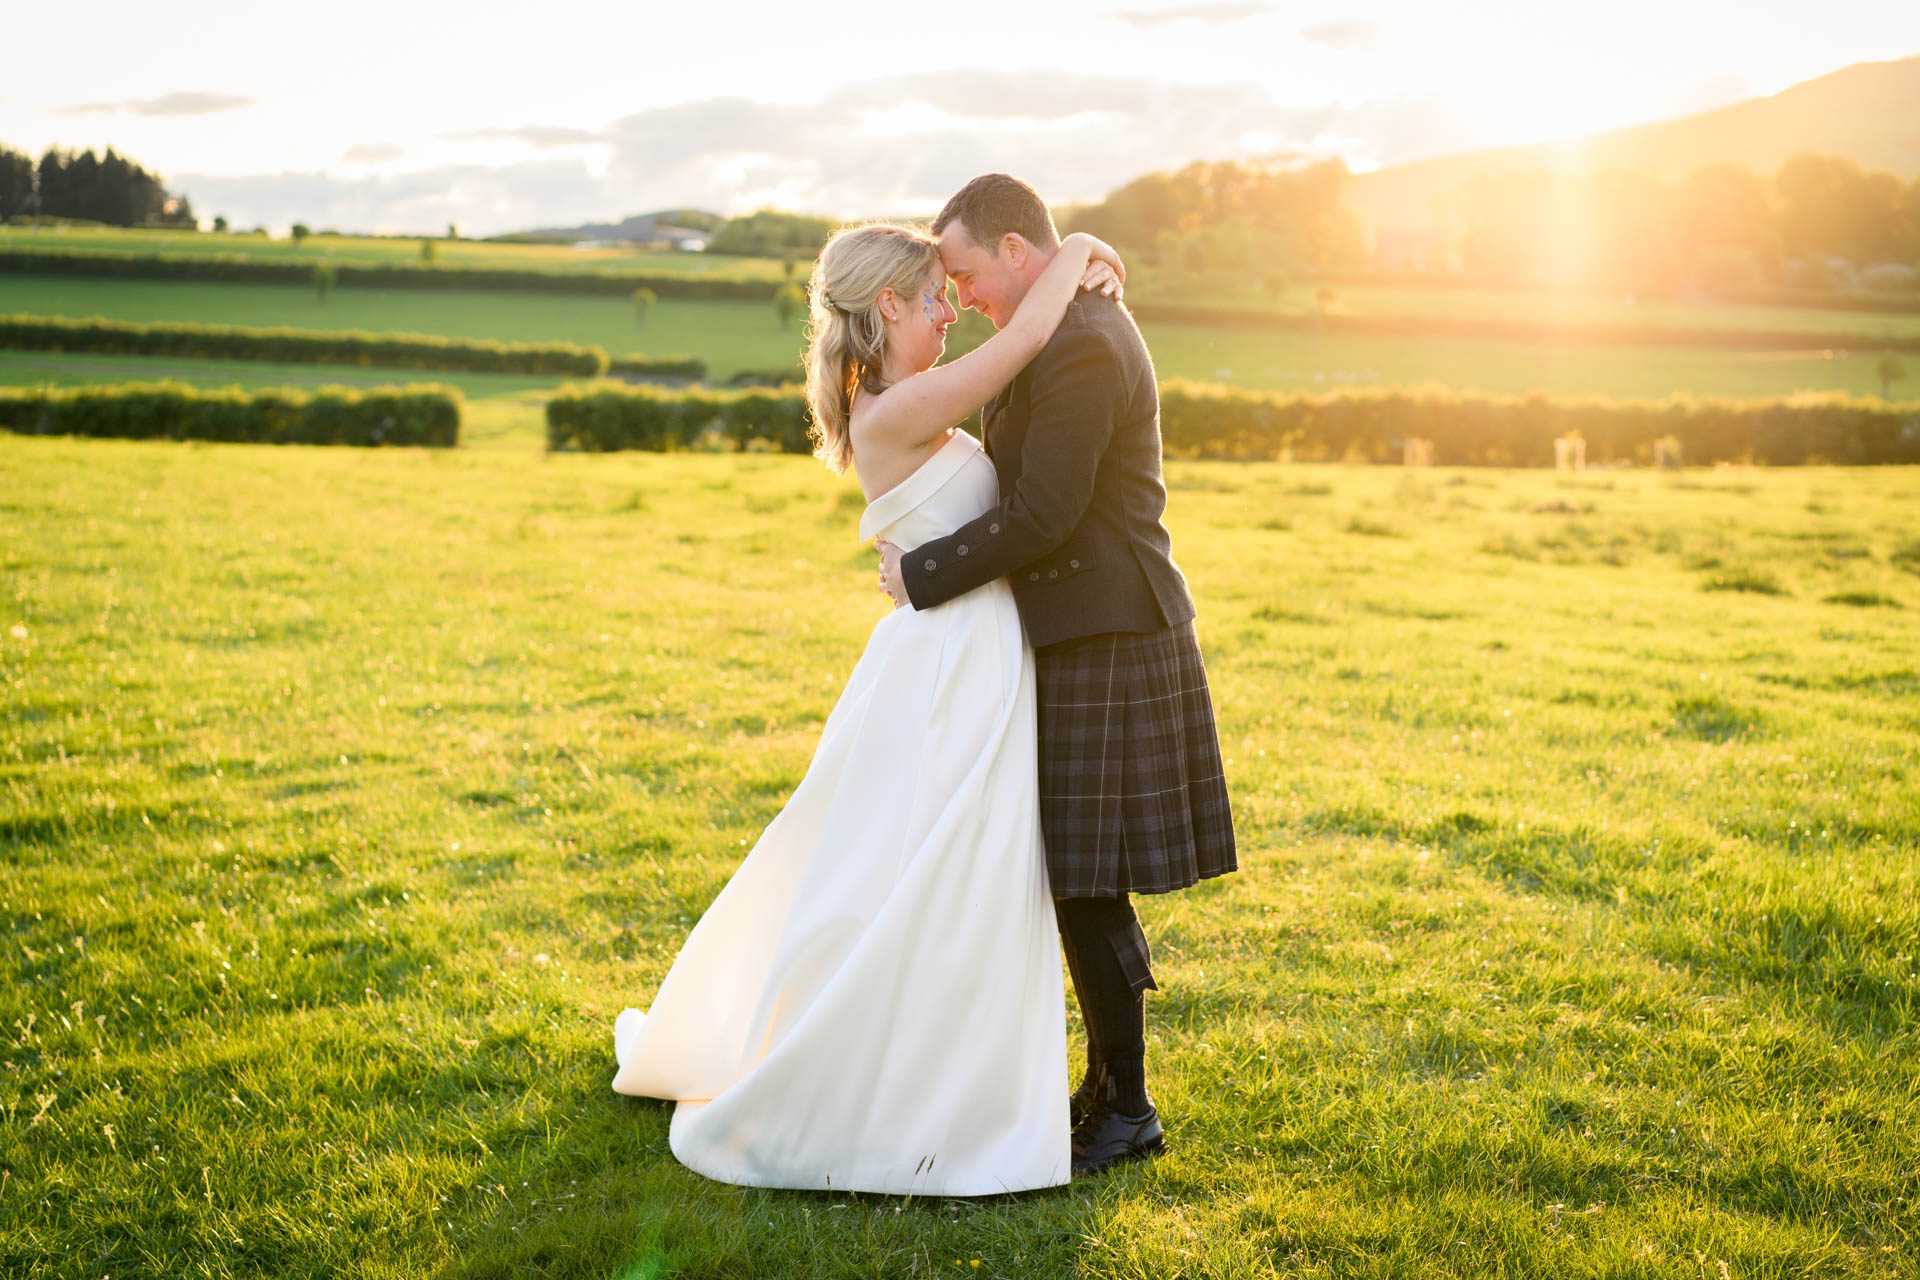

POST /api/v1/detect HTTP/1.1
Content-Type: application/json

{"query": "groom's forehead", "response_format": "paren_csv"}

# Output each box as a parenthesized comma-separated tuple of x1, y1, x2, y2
(937, 222, 992, 272)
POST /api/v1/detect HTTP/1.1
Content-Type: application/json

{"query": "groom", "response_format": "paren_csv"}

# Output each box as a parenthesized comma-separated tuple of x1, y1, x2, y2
(878, 173, 1237, 1177)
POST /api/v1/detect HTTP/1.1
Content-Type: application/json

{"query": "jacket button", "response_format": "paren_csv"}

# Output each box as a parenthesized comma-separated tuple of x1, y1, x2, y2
(957, 545, 969, 556)
(1028, 572, 1040, 581)
(923, 559, 936, 571)
(1069, 559, 1080, 569)
(989, 523, 1001, 534)
(1048, 569, 1059, 579)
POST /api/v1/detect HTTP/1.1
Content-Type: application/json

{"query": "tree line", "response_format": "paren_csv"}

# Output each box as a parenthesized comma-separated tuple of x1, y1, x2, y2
(0, 142, 196, 227)
(1067, 158, 1366, 298)
(1444, 154, 1920, 295)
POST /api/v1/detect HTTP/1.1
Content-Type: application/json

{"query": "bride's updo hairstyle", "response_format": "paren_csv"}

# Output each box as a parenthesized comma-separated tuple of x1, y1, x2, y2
(804, 222, 940, 474)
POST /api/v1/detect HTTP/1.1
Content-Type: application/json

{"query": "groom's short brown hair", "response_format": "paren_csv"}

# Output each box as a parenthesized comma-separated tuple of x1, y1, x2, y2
(933, 173, 1060, 256)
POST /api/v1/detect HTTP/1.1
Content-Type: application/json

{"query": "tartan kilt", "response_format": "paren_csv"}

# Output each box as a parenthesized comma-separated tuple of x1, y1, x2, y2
(1033, 620, 1238, 899)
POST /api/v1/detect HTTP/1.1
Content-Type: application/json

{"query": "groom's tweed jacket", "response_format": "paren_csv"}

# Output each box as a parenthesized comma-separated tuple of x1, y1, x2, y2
(898, 292, 1195, 647)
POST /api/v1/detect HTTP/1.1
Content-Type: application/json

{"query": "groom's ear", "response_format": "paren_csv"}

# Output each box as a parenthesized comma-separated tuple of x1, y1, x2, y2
(1002, 234, 1028, 269)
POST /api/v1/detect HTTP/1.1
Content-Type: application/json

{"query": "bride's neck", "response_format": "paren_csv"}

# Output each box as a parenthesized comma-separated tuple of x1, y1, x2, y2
(878, 348, 922, 388)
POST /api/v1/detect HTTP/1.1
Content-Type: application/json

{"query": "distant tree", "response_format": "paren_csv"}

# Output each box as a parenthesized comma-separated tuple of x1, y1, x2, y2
(774, 282, 805, 331)
(213, 214, 229, 233)
(420, 238, 437, 263)
(447, 222, 458, 240)
(0, 145, 34, 220)
(290, 223, 311, 244)
(27, 143, 187, 226)
(313, 262, 336, 302)
(708, 209, 834, 259)
(631, 286, 657, 330)
(1878, 354, 1909, 399)
(781, 256, 797, 281)
(1775, 153, 1907, 265)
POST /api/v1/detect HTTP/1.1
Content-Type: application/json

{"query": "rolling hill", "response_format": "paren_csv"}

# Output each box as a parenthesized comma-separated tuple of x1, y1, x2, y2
(1352, 54, 1920, 235)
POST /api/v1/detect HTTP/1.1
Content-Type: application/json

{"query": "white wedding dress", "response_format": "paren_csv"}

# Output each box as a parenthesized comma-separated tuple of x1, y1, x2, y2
(611, 430, 1070, 1196)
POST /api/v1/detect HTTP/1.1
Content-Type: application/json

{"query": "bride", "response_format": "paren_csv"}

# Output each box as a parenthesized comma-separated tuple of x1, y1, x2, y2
(610, 222, 1126, 1195)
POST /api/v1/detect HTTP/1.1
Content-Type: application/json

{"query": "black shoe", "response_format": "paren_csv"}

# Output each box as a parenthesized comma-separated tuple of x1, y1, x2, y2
(1070, 1100, 1165, 1177)
(1069, 1063, 1112, 1130)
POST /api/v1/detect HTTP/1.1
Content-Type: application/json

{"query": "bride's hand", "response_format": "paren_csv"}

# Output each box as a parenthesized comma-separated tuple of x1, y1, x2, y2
(1079, 260, 1123, 300)
(1063, 231, 1125, 285)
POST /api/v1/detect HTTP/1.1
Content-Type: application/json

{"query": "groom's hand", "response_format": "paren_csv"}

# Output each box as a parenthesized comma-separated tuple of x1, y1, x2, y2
(876, 541, 907, 608)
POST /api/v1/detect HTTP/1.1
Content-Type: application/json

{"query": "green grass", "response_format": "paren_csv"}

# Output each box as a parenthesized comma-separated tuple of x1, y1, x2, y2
(7, 275, 1913, 399)
(12, 226, 1920, 343)
(0, 224, 789, 279)
(1147, 324, 1905, 398)
(0, 276, 801, 382)
(1129, 281, 1920, 341)
(0, 350, 565, 403)
(3, 430, 1916, 1278)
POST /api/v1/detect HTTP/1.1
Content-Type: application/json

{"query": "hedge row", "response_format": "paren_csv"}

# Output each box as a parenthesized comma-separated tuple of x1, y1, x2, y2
(0, 312, 607, 376)
(545, 380, 1920, 465)
(1157, 382, 1920, 465)
(0, 382, 461, 447)
(0, 247, 780, 301)
(607, 354, 709, 381)
(547, 382, 811, 453)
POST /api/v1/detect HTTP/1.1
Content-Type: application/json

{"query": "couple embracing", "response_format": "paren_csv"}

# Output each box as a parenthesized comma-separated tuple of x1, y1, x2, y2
(611, 173, 1237, 1193)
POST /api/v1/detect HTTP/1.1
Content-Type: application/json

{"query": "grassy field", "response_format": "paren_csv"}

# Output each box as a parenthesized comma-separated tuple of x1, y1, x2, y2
(0, 276, 801, 383)
(2, 427, 1915, 1278)
(0, 224, 789, 279)
(12, 225, 1920, 343)
(0, 351, 562, 403)
(6, 274, 1912, 399)
(1127, 282, 1920, 341)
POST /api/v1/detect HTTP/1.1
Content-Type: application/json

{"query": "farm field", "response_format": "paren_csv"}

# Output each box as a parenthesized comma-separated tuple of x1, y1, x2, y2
(2, 435, 1915, 1278)
(0, 351, 559, 402)
(0, 225, 789, 279)
(1130, 282, 1920, 341)
(11, 225, 1920, 343)
(4, 274, 1909, 398)
(0, 276, 800, 382)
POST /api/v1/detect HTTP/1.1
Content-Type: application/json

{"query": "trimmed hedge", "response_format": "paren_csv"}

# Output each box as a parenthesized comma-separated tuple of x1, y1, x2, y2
(545, 379, 1920, 465)
(1157, 382, 1920, 465)
(547, 382, 810, 453)
(0, 382, 461, 447)
(606, 354, 709, 381)
(0, 313, 607, 377)
(0, 247, 781, 301)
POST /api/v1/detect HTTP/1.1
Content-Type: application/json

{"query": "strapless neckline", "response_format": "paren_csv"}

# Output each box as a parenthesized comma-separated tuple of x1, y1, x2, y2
(856, 431, 981, 543)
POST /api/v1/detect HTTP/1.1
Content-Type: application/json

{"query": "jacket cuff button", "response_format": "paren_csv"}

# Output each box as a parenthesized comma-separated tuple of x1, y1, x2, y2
(1048, 569, 1059, 579)
(989, 524, 1001, 534)
(1028, 572, 1040, 581)
(1069, 559, 1080, 569)
(957, 545, 969, 556)
(923, 558, 937, 571)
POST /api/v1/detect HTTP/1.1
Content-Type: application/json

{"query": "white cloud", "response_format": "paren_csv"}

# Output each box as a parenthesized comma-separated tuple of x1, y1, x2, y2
(58, 91, 253, 117)
(1302, 20, 1380, 50)
(341, 144, 404, 164)
(172, 158, 611, 236)
(169, 73, 1503, 234)
(441, 125, 608, 148)
(1109, 3, 1272, 27)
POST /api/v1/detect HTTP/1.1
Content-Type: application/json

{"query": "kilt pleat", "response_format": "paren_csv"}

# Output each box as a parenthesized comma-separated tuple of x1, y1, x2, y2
(1035, 620, 1237, 898)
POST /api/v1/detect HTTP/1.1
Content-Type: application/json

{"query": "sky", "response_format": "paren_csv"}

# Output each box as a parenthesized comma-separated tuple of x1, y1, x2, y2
(7, 0, 1919, 236)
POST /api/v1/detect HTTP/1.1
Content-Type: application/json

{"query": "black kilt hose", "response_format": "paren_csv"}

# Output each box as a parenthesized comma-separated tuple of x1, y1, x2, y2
(1034, 621, 1237, 899)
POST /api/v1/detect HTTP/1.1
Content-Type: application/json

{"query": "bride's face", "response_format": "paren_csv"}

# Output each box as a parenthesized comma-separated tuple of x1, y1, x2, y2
(887, 263, 958, 372)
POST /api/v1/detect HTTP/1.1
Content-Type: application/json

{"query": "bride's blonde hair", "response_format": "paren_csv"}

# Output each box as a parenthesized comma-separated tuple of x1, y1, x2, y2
(804, 222, 940, 474)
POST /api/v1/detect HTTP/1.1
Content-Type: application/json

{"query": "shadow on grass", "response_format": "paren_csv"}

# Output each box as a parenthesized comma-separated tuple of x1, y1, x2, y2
(435, 1078, 1096, 1280)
